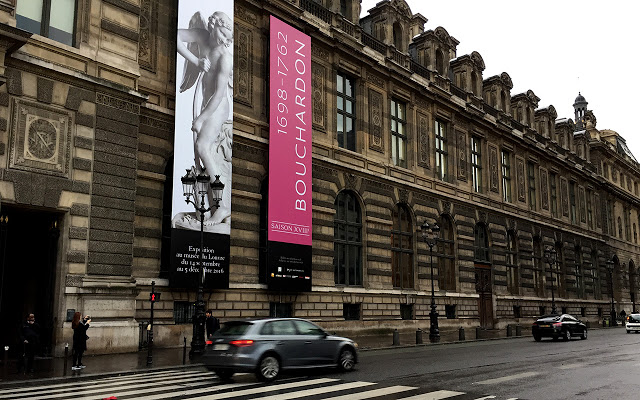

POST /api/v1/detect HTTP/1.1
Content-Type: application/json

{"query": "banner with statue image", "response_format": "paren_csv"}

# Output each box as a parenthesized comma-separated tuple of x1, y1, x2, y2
(169, 0, 234, 289)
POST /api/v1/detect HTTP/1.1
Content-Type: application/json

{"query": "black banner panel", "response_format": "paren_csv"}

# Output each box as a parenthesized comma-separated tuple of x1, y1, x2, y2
(267, 241, 312, 292)
(169, 228, 229, 289)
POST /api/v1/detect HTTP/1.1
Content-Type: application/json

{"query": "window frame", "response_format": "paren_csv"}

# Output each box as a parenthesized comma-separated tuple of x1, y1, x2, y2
(501, 150, 511, 203)
(336, 72, 356, 151)
(471, 136, 482, 192)
(390, 99, 407, 168)
(527, 162, 536, 210)
(550, 173, 558, 218)
(505, 230, 519, 295)
(391, 203, 414, 289)
(437, 215, 456, 291)
(435, 119, 448, 181)
(334, 191, 363, 286)
(16, 0, 78, 47)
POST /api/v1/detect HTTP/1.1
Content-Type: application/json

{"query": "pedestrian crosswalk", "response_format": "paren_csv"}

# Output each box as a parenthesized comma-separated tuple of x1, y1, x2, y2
(0, 367, 521, 400)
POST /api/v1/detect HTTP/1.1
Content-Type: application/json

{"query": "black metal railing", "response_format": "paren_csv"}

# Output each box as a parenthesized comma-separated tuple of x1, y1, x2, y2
(300, 0, 332, 24)
(410, 60, 430, 80)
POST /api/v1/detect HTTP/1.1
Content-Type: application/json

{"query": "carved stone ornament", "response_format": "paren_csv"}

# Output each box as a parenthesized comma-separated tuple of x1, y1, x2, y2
(560, 178, 569, 217)
(312, 62, 326, 129)
(344, 172, 358, 190)
(234, 23, 253, 107)
(540, 167, 549, 210)
(441, 200, 451, 215)
(477, 210, 487, 225)
(595, 192, 601, 228)
(369, 88, 384, 152)
(489, 145, 499, 192)
(418, 113, 429, 167)
(516, 158, 525, 202)
(8, 99, 73, 177)
(398, 188, 409, 204)
(457, 131, 467, 181)
(138, 0, 157, 72)
(579, 186, 586, 223)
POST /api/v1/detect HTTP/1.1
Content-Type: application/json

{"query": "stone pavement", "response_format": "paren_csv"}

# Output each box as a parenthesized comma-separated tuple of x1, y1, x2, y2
(0, 325, 619, 384)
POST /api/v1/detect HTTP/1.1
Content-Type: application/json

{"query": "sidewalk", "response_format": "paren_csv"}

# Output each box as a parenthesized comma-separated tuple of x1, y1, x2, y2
(0, 325, 620, 384)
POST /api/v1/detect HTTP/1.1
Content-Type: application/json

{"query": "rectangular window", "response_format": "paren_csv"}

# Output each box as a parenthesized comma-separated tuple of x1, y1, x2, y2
(173, 301, 195, 324)
(445, 304, 456, 319)
(270, 302, 293, 318)
(550, 173, 558, 217)
(586, 190, 593, 228)
(501, 150, 511, 202)
(569, 182, 577, 224)
(539, 306, 546, 316)
(598, 307, 603, 317)
(391, 99, 407, 168)
(581, 307, 586, 317)
(337, 73, 356, 151)
(16, 0, 77, 47)
(471, 137, 482, 192)
(343, 303, 361, 321)
(435, 120, 448, 181)
(528, 162, 536, 210)
(400, 304, 413, 320)
(513, 305, 521, 319)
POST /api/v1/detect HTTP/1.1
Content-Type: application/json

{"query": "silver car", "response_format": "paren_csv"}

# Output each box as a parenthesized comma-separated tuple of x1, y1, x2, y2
(202, 318, 358, 381)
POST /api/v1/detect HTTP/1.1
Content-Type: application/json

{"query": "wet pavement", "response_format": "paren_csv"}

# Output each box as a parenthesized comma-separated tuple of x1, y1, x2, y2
(0, 325, 618, 384)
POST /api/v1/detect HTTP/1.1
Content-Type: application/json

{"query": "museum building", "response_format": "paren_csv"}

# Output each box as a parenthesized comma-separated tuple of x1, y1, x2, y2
(0, 0, 639, 355)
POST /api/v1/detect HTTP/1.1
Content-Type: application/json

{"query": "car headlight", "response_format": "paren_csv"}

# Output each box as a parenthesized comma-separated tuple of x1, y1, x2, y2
(352, 342, 358, 348)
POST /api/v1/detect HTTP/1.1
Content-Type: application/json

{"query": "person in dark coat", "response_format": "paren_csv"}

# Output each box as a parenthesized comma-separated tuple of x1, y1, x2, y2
(19, 313, 40, 373)
(205, 309, 220, 340)
(71, 312, 91, 370)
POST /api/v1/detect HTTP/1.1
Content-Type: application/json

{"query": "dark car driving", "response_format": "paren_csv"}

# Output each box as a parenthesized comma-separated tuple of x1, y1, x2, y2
(531, 314, 587, 341)
(202, 318, 358, 381)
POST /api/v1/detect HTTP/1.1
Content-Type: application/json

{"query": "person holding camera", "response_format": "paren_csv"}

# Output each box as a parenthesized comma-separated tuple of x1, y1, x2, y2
(71, 312, 91, 371)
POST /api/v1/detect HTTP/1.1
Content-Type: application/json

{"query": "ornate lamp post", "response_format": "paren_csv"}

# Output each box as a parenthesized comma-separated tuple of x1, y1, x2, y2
(606, 259, 617, 326)
(421, 220, 440, 343)
(544, 247, 558, 315)
(181, 168, 224, 355)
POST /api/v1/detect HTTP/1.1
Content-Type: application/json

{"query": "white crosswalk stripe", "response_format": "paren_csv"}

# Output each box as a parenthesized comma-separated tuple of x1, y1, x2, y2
(0, 368, 524, 400)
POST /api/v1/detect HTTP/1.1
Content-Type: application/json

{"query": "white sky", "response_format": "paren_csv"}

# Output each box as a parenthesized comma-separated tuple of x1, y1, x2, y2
(360, 0, 640, 157)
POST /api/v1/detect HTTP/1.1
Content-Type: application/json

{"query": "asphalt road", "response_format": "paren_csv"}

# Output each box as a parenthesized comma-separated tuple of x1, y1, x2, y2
(326, 326, 640, 399)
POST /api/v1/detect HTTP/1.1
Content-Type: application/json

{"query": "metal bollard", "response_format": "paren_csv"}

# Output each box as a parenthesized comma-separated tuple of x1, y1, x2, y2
(459, 327, 465, 341)
(507, 325, 513, 337)
(416, 329, 423, 344)
(476, 326, 481, 340)
(183, 337, 187, 365)
(515, 325, 522, 336)
(392, 329, 400, 346)
(3, 346, 8, 378)
(63, 343, 69, 376)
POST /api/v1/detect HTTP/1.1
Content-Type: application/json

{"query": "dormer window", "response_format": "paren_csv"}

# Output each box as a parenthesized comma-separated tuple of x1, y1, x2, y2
(436, 50, 444, 75)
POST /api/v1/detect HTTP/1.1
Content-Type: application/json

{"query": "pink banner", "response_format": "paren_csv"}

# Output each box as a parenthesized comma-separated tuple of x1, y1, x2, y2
(268, 16, 312, 246)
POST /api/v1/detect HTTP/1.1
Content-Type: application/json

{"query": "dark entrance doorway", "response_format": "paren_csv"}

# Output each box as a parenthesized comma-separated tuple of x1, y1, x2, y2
(0, 205, 60, 357)
(475, 264, 494, 329)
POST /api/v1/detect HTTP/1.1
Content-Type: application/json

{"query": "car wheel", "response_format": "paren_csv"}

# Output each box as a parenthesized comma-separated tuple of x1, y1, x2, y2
(564, 329, 571, 341)
(215, 370, 234, 381)
(338, 347, 356, 372)
(581, 329, 587, 340)
(533, 334, 542, 342)
(256, 354, 280, 382)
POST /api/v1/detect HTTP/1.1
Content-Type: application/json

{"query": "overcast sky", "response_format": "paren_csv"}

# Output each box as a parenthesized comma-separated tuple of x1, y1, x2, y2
(360, 0, 640, 157)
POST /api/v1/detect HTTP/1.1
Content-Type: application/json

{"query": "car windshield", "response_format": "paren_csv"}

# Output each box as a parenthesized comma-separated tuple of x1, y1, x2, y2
(629, 315, 640, 323)
(218, 321, 252, 336)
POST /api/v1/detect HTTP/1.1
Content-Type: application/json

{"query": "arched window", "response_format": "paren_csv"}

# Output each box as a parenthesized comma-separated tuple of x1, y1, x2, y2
(438, 215, 455, 291)
(392, 204, 413, 289)
(160, 157, 174, 279)
(471, 72, 478, 96)
(575, 246, 584, 298)
(259, 178, 268, 283)
(532, 236, 544, 297)
(334, 191, 362, 286)
(436, 49, 444, 75)
(630, 260, 637, 312)
(592, 249, 601, 300)
(506, 230, 518, 295)
(555, 242, 565, 297)
(393, 22, 402, 50)
(500, 91, 506, 112)
(474, 223, 490, 262)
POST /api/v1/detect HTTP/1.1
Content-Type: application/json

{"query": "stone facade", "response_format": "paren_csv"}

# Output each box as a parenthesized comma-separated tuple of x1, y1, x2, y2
(0, 0, 638, 355)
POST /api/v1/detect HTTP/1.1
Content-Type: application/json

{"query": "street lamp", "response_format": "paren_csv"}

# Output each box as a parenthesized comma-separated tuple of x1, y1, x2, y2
(421, 220, 440, 343)
(544, 247, 557, 315)
(181, 168, 224, 355)
(606, 259, 617, 327)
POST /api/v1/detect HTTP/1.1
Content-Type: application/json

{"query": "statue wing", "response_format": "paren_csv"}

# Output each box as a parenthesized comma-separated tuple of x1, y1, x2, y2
(179, 12, 207, 93)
